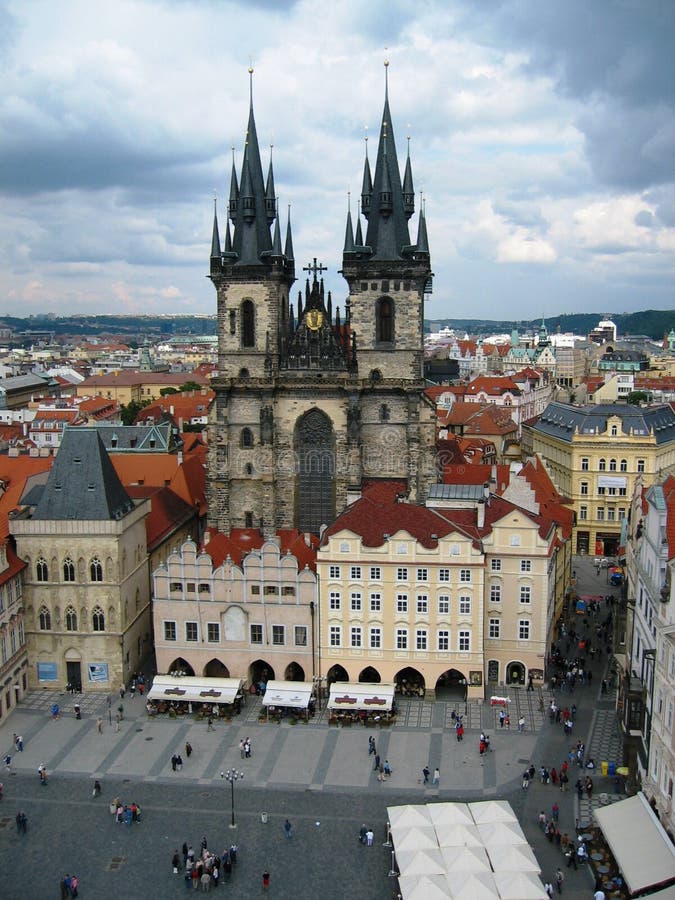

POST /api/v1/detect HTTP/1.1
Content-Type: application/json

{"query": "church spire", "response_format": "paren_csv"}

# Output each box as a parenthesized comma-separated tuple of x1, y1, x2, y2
(265, 145, 277, 223)
(271, 208, 283, 257)
(343, 193, 355, 252)
(210, 197, 221, 260)
(402, 133, 414, 219)
(415, 194, 429, 256)
(228, 147, 239, 221)
(360, 130, 372, 218)
(284, 204, 294, 260)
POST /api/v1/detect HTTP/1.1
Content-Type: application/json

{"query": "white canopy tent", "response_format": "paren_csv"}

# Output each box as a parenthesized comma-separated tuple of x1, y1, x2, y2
(476, 820, 527, 846)
(148, 675, 244, 705)
(593, 792, 675, 895)
(492, 871, 548, 899)
(470, 800, 519, 824)
(396, 874, 453, 900)
(487, 843, 540, 873)
(449, 872, 500, 900)
(327, 681, 395, 711)
(261, 680, 313, 709)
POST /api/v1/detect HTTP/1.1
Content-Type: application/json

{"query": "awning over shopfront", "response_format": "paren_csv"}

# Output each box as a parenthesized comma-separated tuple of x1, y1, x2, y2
(593, 792, 675, 895)
(262, 680, 313, 709)
(148, 675, 244, 705)
(327, 681, 395, 711)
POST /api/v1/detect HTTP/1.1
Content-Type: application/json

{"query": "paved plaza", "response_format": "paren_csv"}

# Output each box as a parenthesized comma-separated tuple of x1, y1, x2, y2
(0, 554, 626, 898)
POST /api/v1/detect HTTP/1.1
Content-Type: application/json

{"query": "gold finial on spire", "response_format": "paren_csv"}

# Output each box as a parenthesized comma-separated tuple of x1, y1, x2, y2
(347, 189, 351, 212)
(248, 57, 254, 106)
(384, 50, 389, 98)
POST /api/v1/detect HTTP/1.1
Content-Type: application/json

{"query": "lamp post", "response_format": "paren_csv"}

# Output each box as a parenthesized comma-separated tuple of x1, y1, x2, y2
(221, 769, 243, 829)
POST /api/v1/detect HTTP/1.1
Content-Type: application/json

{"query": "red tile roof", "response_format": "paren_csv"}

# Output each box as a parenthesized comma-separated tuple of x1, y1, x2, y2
(663, 475, 675, 560)
(126, 484, 196, 551)
(517, 456, 574, 539)
(0, 455, 54, 540)
(443, 463, 511, 491)
(134, 390, 214, 426)
(466, 376, 522, 397)
(440, 402, 518, 435)
(201, 527, 319, 570)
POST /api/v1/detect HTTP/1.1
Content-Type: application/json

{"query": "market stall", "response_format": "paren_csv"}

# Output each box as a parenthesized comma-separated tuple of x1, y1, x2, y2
(147, 675, 245, 717)
(261, 680, 315, 721)
(327, 681, 396, 726)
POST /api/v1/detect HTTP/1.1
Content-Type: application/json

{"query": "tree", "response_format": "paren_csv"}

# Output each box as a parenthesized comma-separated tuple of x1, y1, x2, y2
(120, 399, 152, 426)
(627, 390, 649, 406)
(179, 381, 202, 392)
(160, 387, 179, 397)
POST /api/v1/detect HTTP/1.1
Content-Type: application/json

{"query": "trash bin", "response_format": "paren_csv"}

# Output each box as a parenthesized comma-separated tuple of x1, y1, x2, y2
(608, 762, 616, 777)
(261, 812, 268, 824)
(600, 761, 608, 776)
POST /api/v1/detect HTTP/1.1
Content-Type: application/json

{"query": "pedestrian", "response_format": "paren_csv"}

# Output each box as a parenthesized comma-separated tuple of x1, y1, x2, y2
(201, 834, 208, 853)
(366, 828, 374, 846)
(504, 714, 510, 729)
(172, 850, 180, 874)
(538, 811, 547, 831)
(544, 881, 554, 898)
(171, 753, 177, 772)
(359, 823, 368, 844)
(115, 712, 121, 732)
(374, 753, 381, 771)
(552, 803, 559, 822)
(245, 737, 251, 758)
(239, 739, 245, 759)
(185, 741, 192, 758)
(176, 753, 183, 771)
(518, 716, 525, 732)
(284, 818, 293, 839)
(120, 685, 125, 699)
(4, 753, 10, 771)
(96, 717, 103, 734)
(555, 867, 564, 893)
(207, 716, 214, 731)
(17, 735, 23, 752)
(432, 767, 440, 785)
(422, 765, 430, 784)
(16, 811, 22, 833)
(527, 675, 534, 691)
(565, 847, 577, 869)
(93, 780, 101, 797)
(499, 710, 505, 728)
(230, 843, 238, 864)
(522, 770, 530, 790)
(262, 870, 270, 891)
(182, 842, 189, 866)
(368, 735, 376, 755)
(601, 679, 607, 694)
(383, 760, 392, 777)
(456, 723, 464, 741)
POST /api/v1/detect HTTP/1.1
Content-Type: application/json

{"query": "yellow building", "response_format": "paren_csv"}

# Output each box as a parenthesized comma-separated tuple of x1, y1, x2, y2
(76, 371, 210, 406)
(317, 483, 565, 699)
(526, 402, 675, 555)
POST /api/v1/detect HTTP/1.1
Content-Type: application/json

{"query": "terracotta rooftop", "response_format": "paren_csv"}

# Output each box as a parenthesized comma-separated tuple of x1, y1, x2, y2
(201, 527, 319, 571)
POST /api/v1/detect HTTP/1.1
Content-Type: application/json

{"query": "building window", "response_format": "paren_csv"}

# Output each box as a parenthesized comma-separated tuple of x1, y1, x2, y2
(438, 568, 450, 582)
(65, 606, 77, 631)
(369, 593, 382, 612)
(370, 627, 381, 649)
(415, 629, 427, 651)
(294, 626, 307, 646)
(597, 507, 604, 521)
(329, 591, 341, 611)
(416, 595, 429, 614)
(263, 585, 278, 596)
(90, 557, 103, 582)
(520, 560, 532, 573)
(459, 595, 471, 615)
(250, 624, 263, 644)
(607, 508, 616, 521)
(164, 621, 176, 641)
(580, 482, 588, 495)
(396, 594, 408, 613)
(416, 568, 428, 582)
(580, 505, 587, 520)
(199, 583, 211, 595)
(339, 542, 349, 553)
(39, 606, 51, 630)
(207, 623, 220, 643)
(351, 627, 362, 648)
(329, 565, 341, 579)
(376, 297, 394, 343)
(240, 427, 253, 449)
(619, 487, 627, 496)
(608, 487, 616, 496)
(489, 618, 500, 639)
(510, 534, 521, 547)
(618, 507, 626, 519)
(185, 621, 198, 642)
(609, 458, 617, 471)
(490, 584, 501, 603)
(63, 557, 75, 582)
(350, 566, 362, 580)
(620, 459, 627, 472)
(92, 607, 105, 631)
(396, 567, 408, 581)
(520, 585, 532, 604)
(396, 629, 408, 650)
(490, 559, 502, 572)
(36, 557, 49, 582)
(581, 457, 589, 471)
(379, 404, 390, 422)
(350, 592, 362, 611)
(518, 619, 530, 640)
(637, 459, 645, 473)
(598, 486, 606, 495)
(459, 569, 471, 583)
(250, 585, 260, 596)
(272, 625, 285, 645)
(241, 299, 255, 347)
(458, 630, 470, 652)
(369, 566, 381, 581)
(329, 626, 341, 647)
(170, 581, 182, 593)
(438, 595, 450, 615)
(437, 630, 449, 651)
(599, 458, 606, 471)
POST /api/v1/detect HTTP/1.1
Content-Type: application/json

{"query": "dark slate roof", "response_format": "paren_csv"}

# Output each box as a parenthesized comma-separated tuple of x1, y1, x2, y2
(32, 427, 135, 521)
(94, 422, 180, 453)
(533, 402, 675, 444)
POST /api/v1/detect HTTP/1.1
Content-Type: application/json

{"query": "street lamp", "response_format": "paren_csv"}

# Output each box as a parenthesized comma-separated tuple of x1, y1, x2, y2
(221, 769, 244, 829)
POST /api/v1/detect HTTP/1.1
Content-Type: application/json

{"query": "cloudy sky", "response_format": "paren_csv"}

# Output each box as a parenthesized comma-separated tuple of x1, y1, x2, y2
(1, 0, 674, 322)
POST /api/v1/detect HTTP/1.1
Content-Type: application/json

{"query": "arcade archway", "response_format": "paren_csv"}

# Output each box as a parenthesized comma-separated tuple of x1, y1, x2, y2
(359, 666, 381, 683)
(434, 668, 468, 700)
(167, 658, 194, 677)
(326, 663, 349, 686)
(506, 661, 526, 686)
(204, 659, 229, 678)
(395, 666, 425, 697)
(284, 661, 305, 682)
(249, 659, 275, 691)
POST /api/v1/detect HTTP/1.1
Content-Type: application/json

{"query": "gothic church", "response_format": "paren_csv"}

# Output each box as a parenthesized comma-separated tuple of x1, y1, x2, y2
(207, 67, 437, 536)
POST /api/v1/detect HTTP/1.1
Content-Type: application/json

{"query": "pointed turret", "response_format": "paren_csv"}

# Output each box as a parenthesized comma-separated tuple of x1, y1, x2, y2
(223, 219, 233, 254)
(228, 148, 239, 220)
(361, 138, 373, 218)
(363, 61, 412, 260)
(271, 213, 283, 258)
(344, 207, 355, 252)
(265, 149, 276, 223)
(210, 198, 221, 260)
(415, 201, 429, 256)
(355, 215, 363, 247)
(402, 136, 415, 219)
(284, 206, 294, 260)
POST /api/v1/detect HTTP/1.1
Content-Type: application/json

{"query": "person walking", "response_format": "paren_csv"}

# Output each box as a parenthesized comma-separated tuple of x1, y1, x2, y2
(262, 870, 270, 891)
(239, 739, 245, 759)
(366, 828, 374, 846)
(422, 765, 430, 784)
(518, 716, 525, 732)
(207, 716, 214, 732)
(244, 737, 251, 758)
(96, 717, 103, 734)
(373, 753, 381, 772)
(93, 780, 101, 797)
(432, 767, 440, 785)
(185, 742, 192, 759)
(555, 867, 564, 893)
(359, 824, 367, 844)
(4, 753, 10, 772)
(283, 819, 293, 839)
(172, 850, 180, 874)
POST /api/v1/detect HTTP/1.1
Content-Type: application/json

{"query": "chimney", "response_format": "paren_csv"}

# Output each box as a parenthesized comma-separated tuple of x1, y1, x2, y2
(477, 499, 486, 528)
(204, 530, 210, 545)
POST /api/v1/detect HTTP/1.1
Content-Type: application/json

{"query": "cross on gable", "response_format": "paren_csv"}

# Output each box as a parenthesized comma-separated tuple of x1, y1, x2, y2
(302, 258, 328, 278)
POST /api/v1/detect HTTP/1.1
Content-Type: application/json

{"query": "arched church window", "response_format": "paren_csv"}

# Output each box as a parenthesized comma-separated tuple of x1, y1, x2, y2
(63, 557, 75, 582)
(229, 310, 236, 335)
(240, 428, 254, 449)
(295, 409, 335, 534)
(92, 607, 105, 632)
(380, 404, 390, 422)
(241, 299, 255, 348)
(376, 297, 394, 343)
(36, 557, 48, 582)
(39, 606, 51, 631)
(65, 606, 78, 631)
(90, 557, 103, 582)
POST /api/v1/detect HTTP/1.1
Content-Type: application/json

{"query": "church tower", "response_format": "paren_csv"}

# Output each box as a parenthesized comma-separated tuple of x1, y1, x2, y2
(207, 66, 436, 537)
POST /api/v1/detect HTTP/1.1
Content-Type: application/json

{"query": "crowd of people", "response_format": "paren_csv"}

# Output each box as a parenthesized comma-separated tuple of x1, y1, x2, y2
(173, 836, 240, 890)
